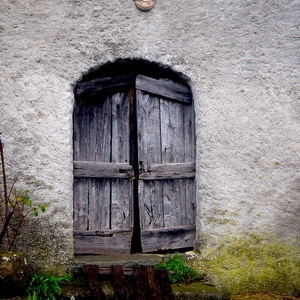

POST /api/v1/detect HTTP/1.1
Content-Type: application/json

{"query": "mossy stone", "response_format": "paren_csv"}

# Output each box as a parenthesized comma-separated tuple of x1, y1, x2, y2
(0, 251, 30, 298)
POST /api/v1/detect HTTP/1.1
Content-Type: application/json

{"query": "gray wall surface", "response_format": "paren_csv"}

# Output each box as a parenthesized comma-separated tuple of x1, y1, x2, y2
(0, 0, 299, 273)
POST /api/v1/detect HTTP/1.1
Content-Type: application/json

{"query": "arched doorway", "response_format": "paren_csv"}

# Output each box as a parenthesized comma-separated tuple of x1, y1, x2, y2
(73, 59, 196, 255)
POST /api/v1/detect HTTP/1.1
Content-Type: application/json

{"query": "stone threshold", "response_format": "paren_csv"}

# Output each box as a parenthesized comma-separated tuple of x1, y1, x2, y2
(73, 253, 164, 267)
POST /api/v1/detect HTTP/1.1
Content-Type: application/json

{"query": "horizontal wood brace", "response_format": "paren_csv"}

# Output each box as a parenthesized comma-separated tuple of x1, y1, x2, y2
(136, 75, 192, 104)
(74, 229, 133, 236)
(139, 162, 195, 180)
(140, 225, 196, 252)
(76, 75, 135, 98)
(74, 161, 133, 178)
(74, 234, 132, 255)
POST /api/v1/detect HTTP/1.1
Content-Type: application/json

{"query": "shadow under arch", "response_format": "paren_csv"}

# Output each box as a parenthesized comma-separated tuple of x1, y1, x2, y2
(75, 58, 191, 90)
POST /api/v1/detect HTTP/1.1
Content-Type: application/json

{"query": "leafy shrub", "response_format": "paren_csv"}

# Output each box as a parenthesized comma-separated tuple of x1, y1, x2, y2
(0, 136, 46, 250)
(155, 252, 205, 284)
(27, 274, 70, 300)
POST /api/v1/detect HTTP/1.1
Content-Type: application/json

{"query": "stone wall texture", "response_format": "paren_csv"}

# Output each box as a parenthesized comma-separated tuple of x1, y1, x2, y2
(0, 0, 299, 273)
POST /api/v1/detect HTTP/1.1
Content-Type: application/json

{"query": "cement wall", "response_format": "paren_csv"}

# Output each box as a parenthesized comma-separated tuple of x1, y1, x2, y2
(0, 0, 299, 273)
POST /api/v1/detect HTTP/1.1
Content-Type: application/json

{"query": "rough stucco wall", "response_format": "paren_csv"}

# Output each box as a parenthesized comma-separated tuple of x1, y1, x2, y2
(0, 0, 299, 273)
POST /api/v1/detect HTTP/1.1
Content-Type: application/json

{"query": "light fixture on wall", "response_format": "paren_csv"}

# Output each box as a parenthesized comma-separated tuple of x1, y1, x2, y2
(135, 0, 156, 11)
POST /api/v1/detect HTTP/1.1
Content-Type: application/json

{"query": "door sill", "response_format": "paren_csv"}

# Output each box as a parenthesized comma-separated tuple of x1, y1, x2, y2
(74, 253, 163, 267)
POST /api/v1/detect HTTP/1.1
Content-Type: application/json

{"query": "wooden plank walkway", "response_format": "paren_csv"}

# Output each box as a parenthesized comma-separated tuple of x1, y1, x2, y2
(83, 264, 174, 300)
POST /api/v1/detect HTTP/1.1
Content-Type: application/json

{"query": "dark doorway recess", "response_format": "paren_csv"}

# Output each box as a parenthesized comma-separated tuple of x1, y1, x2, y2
(73, 59, 196, 255)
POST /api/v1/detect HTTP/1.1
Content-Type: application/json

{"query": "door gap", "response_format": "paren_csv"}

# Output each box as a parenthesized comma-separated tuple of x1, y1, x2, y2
(129, 88, 142, 253)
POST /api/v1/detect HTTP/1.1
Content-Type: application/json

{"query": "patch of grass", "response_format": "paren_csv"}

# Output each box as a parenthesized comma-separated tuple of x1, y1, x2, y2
(155, 252, 206, 284)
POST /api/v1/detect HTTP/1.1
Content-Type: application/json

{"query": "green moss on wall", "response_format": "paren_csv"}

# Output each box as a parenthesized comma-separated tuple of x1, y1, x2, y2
(192, 233, 300, 297)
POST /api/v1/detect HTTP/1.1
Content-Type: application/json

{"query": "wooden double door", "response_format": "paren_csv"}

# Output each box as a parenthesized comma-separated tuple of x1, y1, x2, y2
(73, 74, 196, 255)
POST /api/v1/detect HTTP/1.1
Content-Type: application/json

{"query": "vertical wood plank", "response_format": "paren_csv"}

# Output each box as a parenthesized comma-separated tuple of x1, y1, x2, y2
(89, 96, 112, 230)
(183, 101, 195, 162)
(185, 178, 196, 225)
(160, 99, 185, 164)
(74, 99, 90, 231)
(111, 179, 132, 229)
(138, 180, 163, 229)
(137, 91, 164, 230)
(73, 177, 89, 230)
(111, 91, 132, 231)
(184, 102, 196, 225)
(89, 95, 112, 162)
(160, 100, 186, 227)
(89, 178, 110, 230)
(111, 92, 130, 163)
(74, 99, 90, 161)
(162, 179, 186, 227)
(137, 91, 162, 165)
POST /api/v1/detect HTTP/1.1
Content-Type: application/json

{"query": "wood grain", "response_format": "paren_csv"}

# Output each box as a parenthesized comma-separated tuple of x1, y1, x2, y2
(141, 225, 196, 252)
(134, 266, 163, 300)
(74, 233, 132, 255)
(137, 90, 164, 230)
(111, 265, 129, 300)
(74, 161, 133, 178)
(111, 92, 133, 231)
(83, 265, 106, 300)
(73, 178, 89, 230)
(89, 178, 110, 230)
(76, 75, 135, 98)
(156, 269, 174, 300)
(136, 75, 192, 104)
(139, 162, 195, 180)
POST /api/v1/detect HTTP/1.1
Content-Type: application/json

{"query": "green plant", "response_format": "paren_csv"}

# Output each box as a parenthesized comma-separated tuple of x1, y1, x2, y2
(27, 274, 70, 300)
(0, 135, 46, 250)
(155, 252, 205, 284)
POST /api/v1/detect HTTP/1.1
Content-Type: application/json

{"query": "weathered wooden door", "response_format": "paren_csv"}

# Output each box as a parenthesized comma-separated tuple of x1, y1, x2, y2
(136, 75, 196, 252)
(73, 76, 135, 255)
(73, 74, 195, 255)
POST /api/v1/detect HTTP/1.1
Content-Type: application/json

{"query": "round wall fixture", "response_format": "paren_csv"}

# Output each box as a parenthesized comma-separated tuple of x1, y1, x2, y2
(135, 0, 156, 11)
